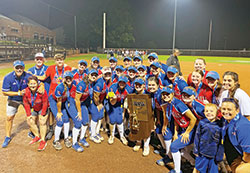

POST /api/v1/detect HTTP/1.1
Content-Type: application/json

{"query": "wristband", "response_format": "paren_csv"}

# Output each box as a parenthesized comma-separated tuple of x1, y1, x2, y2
(18, 90, 20, 96)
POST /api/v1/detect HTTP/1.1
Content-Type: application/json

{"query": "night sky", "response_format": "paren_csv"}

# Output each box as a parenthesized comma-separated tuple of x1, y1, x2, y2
(0, 0, 250, 50)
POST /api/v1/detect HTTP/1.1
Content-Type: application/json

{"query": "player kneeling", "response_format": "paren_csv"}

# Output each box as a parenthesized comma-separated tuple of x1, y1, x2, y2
(23, 76, 48, 151)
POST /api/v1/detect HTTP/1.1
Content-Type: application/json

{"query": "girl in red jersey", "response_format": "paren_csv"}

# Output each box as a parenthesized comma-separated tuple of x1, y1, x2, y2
(72, 60, 88, 84)
(23, 76, 48, 151)
(190, 70, 213, 104)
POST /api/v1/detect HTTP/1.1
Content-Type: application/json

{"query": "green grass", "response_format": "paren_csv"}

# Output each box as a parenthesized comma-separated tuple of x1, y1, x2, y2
(1, 53, 250, 77)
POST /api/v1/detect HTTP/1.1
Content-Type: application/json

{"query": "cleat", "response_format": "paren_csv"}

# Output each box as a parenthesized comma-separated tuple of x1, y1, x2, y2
(90, 136, 101, 144)
(29, 136, 41, 145)
(133, 145, 140, 152)
(156, 156, 172, 166)
(45, 130, 54, 140)
(79, 138, 90, 147)
(108, 136, 114, 145)
(64, 138, 72, 148)
(2, 136, 11, 148)
(53, 140, 62, 150)
(28, 131, 35, 139)
(97, 134, 104, 141)
(120, 136, 128, 146)
(38, 140, 47, 151)
(72, 142, 84, 152)
(142, 146, 150, 156)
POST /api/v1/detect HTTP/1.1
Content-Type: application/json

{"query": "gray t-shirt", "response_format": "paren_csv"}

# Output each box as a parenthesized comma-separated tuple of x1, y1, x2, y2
(166, 54, 182, 76)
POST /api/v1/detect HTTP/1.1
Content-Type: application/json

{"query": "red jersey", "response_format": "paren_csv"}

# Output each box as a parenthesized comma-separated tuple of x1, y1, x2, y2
(73, 70, 87, 84)
(187, 70, 209, 86)
(194, 83, 213, 103)
(45, 65, 71, 96)
(52, 81, 77, 102)
(23, 87, 48, 117)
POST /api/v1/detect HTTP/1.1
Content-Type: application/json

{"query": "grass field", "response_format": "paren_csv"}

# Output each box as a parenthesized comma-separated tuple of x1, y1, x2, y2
(1, 53, 250, 77)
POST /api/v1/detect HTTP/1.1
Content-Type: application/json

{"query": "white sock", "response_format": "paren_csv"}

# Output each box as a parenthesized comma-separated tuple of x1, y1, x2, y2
(144, 136, 151, 148)
(157, 134, 166, 149)
(54, 126, 62, 141)
(63, 122, 70, 139)
(90, 120, 97, 137)
(72, 127, 80, 145)
(111, 124, 116, 137)
(117, 123, 124, 138)
(164, 140, 172, 155)
(96, 119, 102, 135)
(181, 149, 195, 166)
(172, 151, 181, 173)
(80, 125, 88, 140)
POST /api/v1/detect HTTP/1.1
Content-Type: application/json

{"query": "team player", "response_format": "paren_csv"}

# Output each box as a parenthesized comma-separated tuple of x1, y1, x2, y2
(160, 86, 197, 173)
(112, 65, 125, 83)
(49, 71, 76, 150)
(190, 70, 212, 104)
(2, 60, 34, 148)
(107, 76, 132, 145)
(89, 56, 102, 76)
(109, 57, 117, 75)
(193, 103, 224, 173)
(23, 76, 49, 151)
(133, 56, 143, 68)
(123, 56, 132, 73)
(72, 60, 88, 84)
(137, 65, 147, 79)
(187, 58, 208, 85)
(221, 98, 250, 172)
(147, 52, 168, 74)
(127, 66, 137, 89)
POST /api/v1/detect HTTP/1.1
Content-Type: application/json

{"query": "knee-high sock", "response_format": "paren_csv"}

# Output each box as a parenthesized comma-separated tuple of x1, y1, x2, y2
(109, 124, 115, 137)
(96, 119, 102, 135)
(157, 134, 166, 149)
(144, 136, 151, 148)
(72, 127, 80, 145)
(80, 125, 88, 140)
(181, 149, 195, 166)
(63, 122, 70, 139)
(164, 140, 172, 155)
(117, 123, 124, 138)
(54, 125, 62, 141)
(172, 151, 181, 173)
(90, 120, 97, 137)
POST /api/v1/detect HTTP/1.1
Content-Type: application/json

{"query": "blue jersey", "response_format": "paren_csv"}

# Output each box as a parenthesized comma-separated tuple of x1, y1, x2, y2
(188, 99, 206, 120)
(109, 83, 132, 107)
(54, 80, 77, 102)
(76, 80, 90, 102)
(2, 71, 32, 101)
(164, 76, 187, 100)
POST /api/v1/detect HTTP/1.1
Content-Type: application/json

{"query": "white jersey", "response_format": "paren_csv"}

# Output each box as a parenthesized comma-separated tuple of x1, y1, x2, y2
(219, 88, 250, 116)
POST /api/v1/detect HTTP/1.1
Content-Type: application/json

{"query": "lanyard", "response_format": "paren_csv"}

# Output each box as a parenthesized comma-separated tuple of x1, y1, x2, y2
(66, 85, 70, 98)
(31, 92, 37, 108)
(34, 65, 45, 76)
(167, 102, 173, 122)
(15, 74, 24, 91)
(196, 82, 203, 99)
(56, 66, 64, 83)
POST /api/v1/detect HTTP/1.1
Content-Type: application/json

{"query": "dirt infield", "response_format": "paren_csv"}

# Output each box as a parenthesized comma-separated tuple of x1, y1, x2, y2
(0, 57, 250, 173)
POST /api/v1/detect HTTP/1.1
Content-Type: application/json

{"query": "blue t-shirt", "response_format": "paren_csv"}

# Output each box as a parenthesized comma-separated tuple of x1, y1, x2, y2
(189, 99, 206, 120)
(2, 71, 32, 101)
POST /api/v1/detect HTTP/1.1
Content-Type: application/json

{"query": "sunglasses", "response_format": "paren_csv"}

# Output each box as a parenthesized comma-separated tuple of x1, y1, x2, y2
(15, 66, 24, 70)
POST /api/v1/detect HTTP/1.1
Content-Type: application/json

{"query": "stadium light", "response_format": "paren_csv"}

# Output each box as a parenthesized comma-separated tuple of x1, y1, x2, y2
(172, 0, 177, 51)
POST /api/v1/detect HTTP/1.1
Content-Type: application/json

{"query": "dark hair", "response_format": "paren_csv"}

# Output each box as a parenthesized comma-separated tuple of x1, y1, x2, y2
(28, 76, 39, 83)
(222, 98, 239, 109)
(192, 69, 204, 78)
(147, 76, 159, 86)
(223, 71, 240, 98)
(214, 82, 223, 97)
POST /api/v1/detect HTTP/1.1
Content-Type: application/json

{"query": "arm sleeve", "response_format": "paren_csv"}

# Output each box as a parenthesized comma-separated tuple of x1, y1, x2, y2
(237, 123, 250, 153)
(193, 122, 201, 155)
(2, 75, 11, 92)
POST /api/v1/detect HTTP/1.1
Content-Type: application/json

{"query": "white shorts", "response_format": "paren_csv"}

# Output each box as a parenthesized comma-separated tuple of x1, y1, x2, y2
(6, 100, 23, 116)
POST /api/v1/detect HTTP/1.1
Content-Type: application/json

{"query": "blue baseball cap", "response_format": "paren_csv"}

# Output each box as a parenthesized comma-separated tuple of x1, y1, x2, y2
(134, 78, 145, 85)
(147, 52, 158, 59)
(115, 65, 125, 71)
(182, 87, 196, 96)
(109, 57, 117, 62)
(133, 56, 142, 62)
(137, 65, 147, 71)
(167, 66, 178, 74)
(206, 71, 220, 80)
(88, 69, 98, 75)
(118, 76, 128, 83)
(150, 62, 161, 69)
(64, 71, 73, 78)
(91, 56, 100, 62)
(128, 66, 137, 73)
(78, 60, 88, 66)
(160, 87, 174, 94)
(13, 60, 25, 68)
(123, 56, 132, 62)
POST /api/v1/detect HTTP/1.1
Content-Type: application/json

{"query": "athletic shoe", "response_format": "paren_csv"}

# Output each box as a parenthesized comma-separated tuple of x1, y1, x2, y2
(97, 134, 104, 141)
(53, 140, 62, 150)
(64, 138, 72, 148)
(2, 136, 11, 148)
(90, 136, 101, 144)
(133, 145, 140, 152)
(120, 136, 128, 146)
(72, 142, 84, 152)
(108, 136, 114, 145)
(169, 169, 182, 173)
(142, 146, 150, 156)
(45, 130, 54, 140)
(156, 156, 172, 166)
(79, 138, 90, 147)
(29, 136, 41, 145)
(38, 140, 47, 151)
(28, 131, 35, 139)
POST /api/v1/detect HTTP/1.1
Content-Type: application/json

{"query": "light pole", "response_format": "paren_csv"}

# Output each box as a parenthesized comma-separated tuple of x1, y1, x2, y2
(172, 0, 177, 51)
(103, 13, 106, 49)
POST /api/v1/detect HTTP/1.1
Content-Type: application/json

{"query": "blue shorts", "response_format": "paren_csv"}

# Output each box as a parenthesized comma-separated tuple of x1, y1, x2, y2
(195, 155, 218, 173)
(163, 119, 175, 141)
(88, 101, 104, 122)
(170, 126, 196, 153)
(49, 95, 70, 127)
(108, 106, 123, 125)
(155, 111, 163, 134)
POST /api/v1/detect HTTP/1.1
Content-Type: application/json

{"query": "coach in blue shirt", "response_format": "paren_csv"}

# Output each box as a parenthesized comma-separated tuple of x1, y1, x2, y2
(221, 98, 250, 172)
